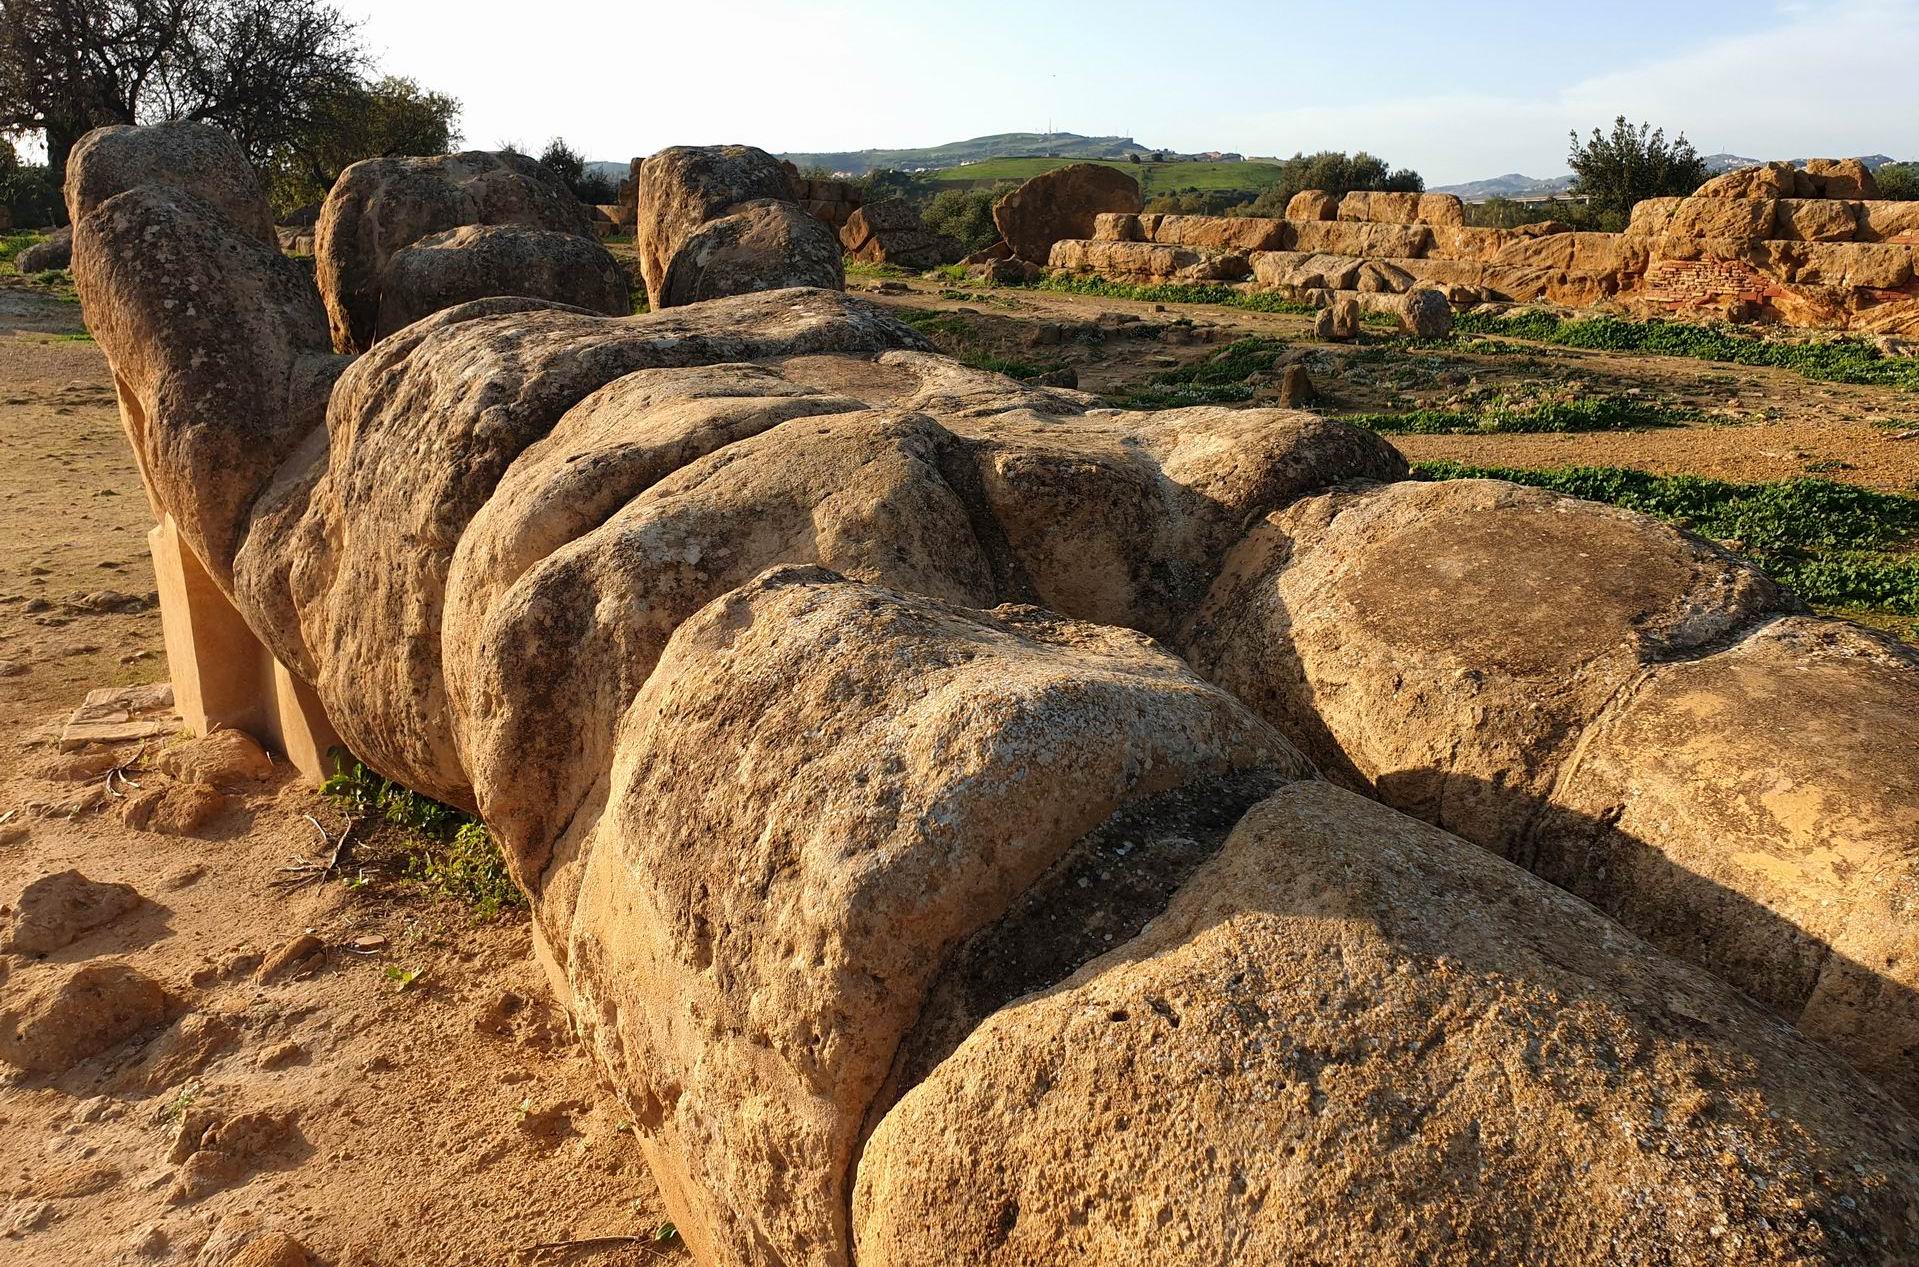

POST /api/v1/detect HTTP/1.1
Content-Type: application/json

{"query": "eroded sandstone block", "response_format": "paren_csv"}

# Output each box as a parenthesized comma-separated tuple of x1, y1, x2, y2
(993, 163, 1141, 263)
(376, 224, 631, 337)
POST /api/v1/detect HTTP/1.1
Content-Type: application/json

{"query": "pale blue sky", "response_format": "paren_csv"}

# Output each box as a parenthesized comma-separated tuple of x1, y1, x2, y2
(343, 0, 1916, 183)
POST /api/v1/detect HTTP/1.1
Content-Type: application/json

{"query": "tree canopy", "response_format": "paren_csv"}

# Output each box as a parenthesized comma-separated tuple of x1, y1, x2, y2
(1568, 116, 1708, 228)
(1242, 150, 1422, 217)
(1, 0, 460, 215)
(539, 136, 614, 205)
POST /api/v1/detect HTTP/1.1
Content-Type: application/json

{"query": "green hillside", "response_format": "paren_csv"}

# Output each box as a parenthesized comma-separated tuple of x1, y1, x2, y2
(780, 132, 1155, 175)
(925, 157, 1285, 197)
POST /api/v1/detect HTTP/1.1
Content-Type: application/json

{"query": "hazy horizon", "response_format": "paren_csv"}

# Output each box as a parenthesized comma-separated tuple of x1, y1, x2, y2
(327, 0, 1916, 185)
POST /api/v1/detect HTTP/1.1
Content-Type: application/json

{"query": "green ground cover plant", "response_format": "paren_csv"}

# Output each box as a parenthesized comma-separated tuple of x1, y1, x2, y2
(1452, 310, 1919, 391)
(322, 755, 525, 920)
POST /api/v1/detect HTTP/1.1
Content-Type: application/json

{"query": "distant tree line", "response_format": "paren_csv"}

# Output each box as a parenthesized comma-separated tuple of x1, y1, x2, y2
(0, 0, 462, 218)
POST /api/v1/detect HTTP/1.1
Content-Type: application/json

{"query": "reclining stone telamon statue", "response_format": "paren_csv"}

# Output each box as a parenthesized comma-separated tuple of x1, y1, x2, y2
(63, 122, 1919, 1265)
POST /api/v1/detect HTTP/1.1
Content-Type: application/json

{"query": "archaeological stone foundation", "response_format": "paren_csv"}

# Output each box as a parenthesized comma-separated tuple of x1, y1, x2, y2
(57, 123, 1919, 1264)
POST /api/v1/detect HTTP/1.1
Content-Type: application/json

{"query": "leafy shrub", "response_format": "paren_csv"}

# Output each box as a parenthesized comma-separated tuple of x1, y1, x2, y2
(921, 188, 1000, 253)
(1874, 162, 1919, 201)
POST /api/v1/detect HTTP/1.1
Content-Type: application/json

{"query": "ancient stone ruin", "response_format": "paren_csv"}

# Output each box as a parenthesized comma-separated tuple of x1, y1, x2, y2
(58, 122, 1919, 1265)
(1035, 163, 1919, 337)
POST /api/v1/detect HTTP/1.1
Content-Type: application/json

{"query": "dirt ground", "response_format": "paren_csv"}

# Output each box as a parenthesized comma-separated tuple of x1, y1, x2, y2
(3, 267, 1915, 1266)
(0, 292, 674, 1266)
(851, 275, 1919, 493)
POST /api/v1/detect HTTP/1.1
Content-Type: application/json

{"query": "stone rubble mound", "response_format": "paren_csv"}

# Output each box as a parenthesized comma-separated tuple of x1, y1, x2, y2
(1049, 160, 1919, 336)
(59, 122, 1919, 1267)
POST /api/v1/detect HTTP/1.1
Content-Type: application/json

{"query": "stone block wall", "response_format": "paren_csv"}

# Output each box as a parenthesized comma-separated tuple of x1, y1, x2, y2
(1053, 171, 1919, 337)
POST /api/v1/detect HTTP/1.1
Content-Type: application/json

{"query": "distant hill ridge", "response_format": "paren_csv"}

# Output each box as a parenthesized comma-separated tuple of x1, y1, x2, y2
(774, 133, 1192, 176)
(1434, 153, 1902, 202)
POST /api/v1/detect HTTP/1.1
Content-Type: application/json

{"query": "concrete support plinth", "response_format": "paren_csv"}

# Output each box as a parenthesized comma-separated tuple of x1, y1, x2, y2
(149, 514, 343, 785)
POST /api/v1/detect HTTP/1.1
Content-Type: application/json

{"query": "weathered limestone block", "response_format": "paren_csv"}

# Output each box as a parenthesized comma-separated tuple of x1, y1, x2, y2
(1859, 200, 1919, 243)
(1664, 196, 1780, 244)
(1187, 476, 1919, 1110)
(1147, 214, 1289, 252)
(376, 224, 630, 338)
(839, 198, 959, 269)
(315, 150, 590, 351)
(1091, 212, 1142, 241)
(1048, 238, 1204, 280)
(1428, 223, 1516, 261)
(1288, 219, 1431, 259)
(1250, 250, 1362, 291)
(1188, 477, 1787, 856)
(68, 178, 343, 579)
(993, 163, 1141, 263)
(1417, 191, 1466, 225)
(1775, 198, 1863, 243)
(1791, 241, 1917, 290)
(1338, 189, 1424, 223)
(1804, 157, 1879, 199)
(564, 566, 1310, 1267)
(1625, 196, 1685, 237)
(856, 781, 1919, 1267)
(1283, 189, 1338, 221)
(658, 199, 843, 306)
(1695, 161, 1800, 198)
(64, 122, 275, 245)
(1543, 616, 1919, 1107)
(632, 144, 797, 310)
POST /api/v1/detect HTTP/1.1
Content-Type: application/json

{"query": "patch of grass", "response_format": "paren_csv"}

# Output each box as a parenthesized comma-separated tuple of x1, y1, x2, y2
(1110, 335, 1288, 408)
(321, 755, 525, 920)
(1033, 272, 1318, 316)
(890, 305, 1058, 381)
(1452, 310, 1919, 391)
(844, 259, 915, 280)
(1413, 460, 1919, 617)
(0, 230, 40, 268)
(1345, 395, 1692, 435)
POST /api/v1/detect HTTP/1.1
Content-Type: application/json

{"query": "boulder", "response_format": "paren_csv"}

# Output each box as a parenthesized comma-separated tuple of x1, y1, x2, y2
(67, 174, 341, 578)
(1049, 238, 1207, 281)
(1541, 616, 1919, 1108)
(1252, 250, 1362, 292)
(14, 225, 72, 272)
(559, 566, 1311, 1266)
(1695, 162, 1800, 198)
(1393, 287, 1453, 338)
(632, 144, 796, 309)
(122, 782, 227, 835)
(1091, 212, 1142, 241)
(992, 163, 1141, 263)
(64, 123, 274, 244)
(2, 870, 141, 955)
(375, 224, 630, 337)
(315, 150, 591, 351)
(0, 961, 166, 1072)
(1804, 158, 1879, 200)
(156, 730, 274, 785)
(1283, 189, 1338, 221)
(839, 198, 961, 270)
(1313, 296, 1360, 340)
(855, 781, 1919, 1267)
(657, 198, 843, 307)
